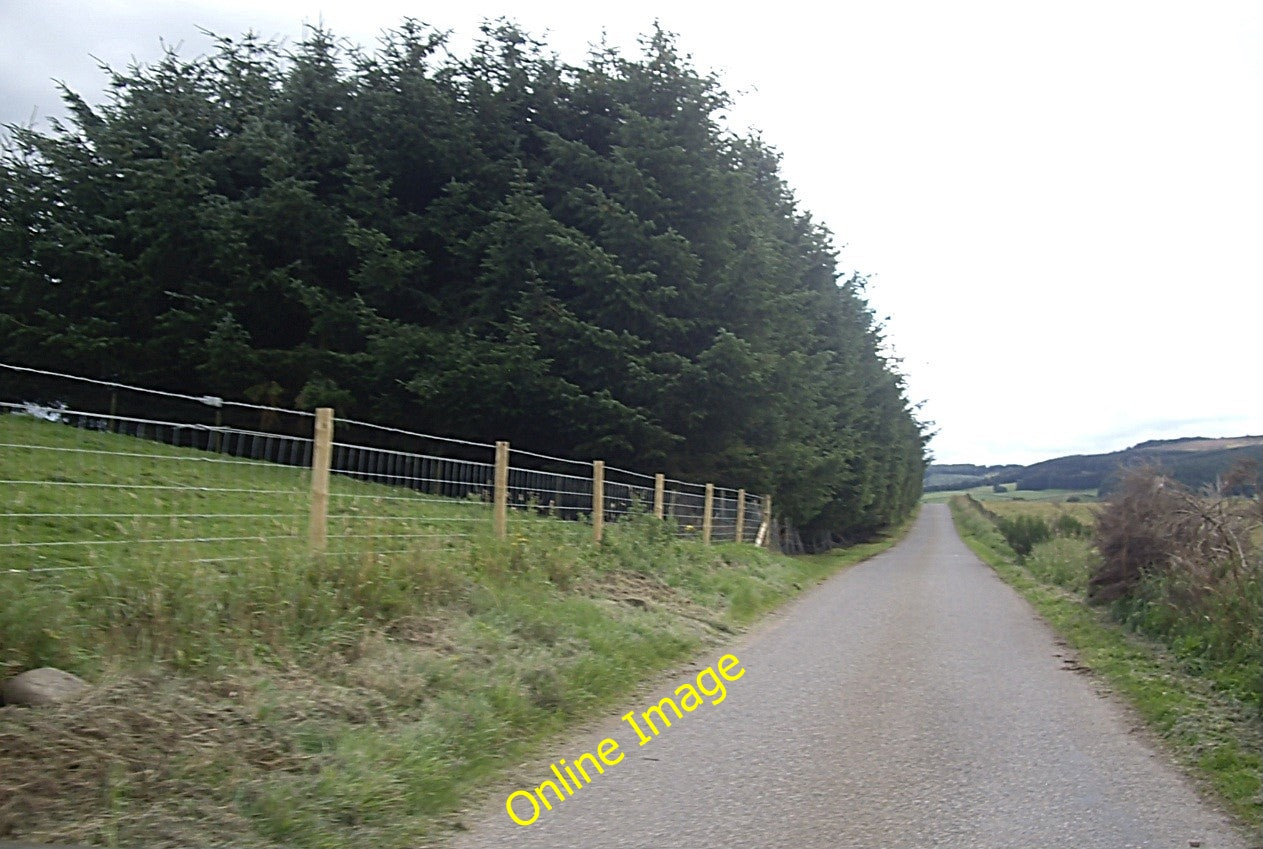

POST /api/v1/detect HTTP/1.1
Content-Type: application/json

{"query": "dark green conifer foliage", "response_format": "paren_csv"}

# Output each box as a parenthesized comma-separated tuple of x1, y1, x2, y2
(0, 21, 928, 541)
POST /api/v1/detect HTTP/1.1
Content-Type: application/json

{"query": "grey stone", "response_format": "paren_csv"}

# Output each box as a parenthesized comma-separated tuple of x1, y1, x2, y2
(1, 666, 87, 706)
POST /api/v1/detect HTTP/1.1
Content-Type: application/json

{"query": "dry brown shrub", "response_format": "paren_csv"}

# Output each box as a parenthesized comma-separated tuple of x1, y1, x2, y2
(1090, 465, 1259, 605)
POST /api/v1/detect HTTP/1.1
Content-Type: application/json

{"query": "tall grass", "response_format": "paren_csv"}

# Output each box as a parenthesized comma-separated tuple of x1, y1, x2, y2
(1024, 536, 1096, 593)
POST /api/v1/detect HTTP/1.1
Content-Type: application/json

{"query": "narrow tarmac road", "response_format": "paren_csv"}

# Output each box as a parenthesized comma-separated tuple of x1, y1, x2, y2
(452, 504, 1251, 848)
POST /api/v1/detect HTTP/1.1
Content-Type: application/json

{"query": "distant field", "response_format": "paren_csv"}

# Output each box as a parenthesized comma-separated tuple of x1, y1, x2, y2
(978, 499, 1101, 524)
(927, 486, 1101, 526)
(922, 485, 1099, 505)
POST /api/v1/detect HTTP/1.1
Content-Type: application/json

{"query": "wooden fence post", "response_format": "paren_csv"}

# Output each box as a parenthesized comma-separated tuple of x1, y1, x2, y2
(211, 408, 223, 453)
(494, 441, 509, 540)
(593, 460, 605, 543)
(702, 483, 714, 544)
(735, 488, 746, 543)
(755, 494, 773, 548)
(308, 407, 334, 554)
(654, 473, 665, 520)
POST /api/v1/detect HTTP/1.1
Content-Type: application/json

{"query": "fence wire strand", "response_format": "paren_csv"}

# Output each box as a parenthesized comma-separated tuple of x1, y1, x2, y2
(2, 362, 765, 576)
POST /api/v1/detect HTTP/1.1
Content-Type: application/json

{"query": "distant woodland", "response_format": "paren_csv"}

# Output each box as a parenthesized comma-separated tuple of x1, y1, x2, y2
(924, 437, 1263, 495)
(0, 22, 928, 541)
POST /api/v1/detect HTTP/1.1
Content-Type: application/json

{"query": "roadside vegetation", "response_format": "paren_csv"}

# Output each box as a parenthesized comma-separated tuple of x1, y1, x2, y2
(950, 487, 1262, 832)
(0, 418, 907, 847)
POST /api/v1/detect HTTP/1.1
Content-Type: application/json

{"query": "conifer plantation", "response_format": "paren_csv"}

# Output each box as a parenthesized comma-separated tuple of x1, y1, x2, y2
(0, 21, 928, 543)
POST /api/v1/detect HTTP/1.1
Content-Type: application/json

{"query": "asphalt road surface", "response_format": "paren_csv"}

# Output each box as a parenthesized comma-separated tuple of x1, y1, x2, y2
(452, 503, 1252, 849)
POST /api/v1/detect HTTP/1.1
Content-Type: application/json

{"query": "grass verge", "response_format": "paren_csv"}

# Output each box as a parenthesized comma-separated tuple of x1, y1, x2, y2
(949, 496, 1263, 835)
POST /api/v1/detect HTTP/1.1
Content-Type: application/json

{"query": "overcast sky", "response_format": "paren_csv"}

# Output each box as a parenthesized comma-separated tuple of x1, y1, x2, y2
(3, 0, 1260, 465)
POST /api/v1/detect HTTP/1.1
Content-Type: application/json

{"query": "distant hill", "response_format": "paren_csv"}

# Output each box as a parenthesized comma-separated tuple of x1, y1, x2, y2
(925, 436, 1263, 495)
(923, 464, 1024, 491)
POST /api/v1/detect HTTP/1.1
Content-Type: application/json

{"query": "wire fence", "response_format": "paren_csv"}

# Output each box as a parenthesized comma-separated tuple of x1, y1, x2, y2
(0, 363, 768, 576)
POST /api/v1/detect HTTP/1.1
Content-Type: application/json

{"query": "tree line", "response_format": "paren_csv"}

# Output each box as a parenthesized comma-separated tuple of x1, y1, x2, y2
(0, 20, 928, 542)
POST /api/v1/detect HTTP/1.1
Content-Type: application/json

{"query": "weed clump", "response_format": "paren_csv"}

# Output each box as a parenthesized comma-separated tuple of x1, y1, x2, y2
(1024, 537, 1097, 593)
(994, 514, 1051, 558)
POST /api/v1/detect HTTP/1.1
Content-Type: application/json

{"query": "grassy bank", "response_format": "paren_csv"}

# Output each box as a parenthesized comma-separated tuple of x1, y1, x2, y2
(949, 496, 1262, 833)
(0, 417, 907, 847)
